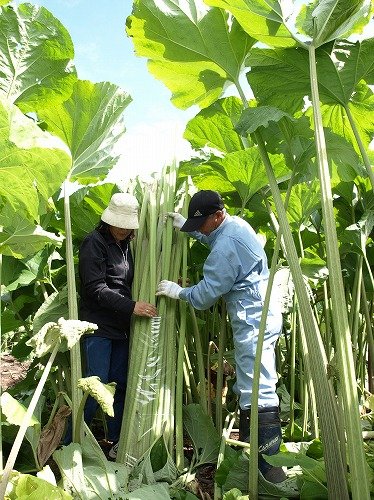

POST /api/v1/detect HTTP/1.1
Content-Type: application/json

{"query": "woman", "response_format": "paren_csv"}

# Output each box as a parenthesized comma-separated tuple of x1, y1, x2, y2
(79, 192, 157, 458)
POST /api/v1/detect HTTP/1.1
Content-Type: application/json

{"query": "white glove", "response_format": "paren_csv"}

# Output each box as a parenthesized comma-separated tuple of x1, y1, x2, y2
(156, 280, 183, 300)
(168, 212, 186, 230)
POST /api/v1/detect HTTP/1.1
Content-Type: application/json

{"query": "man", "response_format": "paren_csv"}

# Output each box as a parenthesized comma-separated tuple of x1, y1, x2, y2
(156, 190, 286, 483)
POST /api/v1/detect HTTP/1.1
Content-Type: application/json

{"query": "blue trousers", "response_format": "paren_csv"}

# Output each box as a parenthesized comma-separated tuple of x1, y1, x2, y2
(83, 336, 129, 442)
(226, 294, 282, 410)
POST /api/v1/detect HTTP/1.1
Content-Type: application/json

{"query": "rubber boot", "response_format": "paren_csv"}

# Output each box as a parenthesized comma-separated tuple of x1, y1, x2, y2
(239, 407, 287, 483)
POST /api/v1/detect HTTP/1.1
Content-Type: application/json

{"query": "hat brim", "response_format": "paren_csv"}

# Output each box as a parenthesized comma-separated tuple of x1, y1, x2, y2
(180, 215, 209, 232)
(101, 209, 139, 230)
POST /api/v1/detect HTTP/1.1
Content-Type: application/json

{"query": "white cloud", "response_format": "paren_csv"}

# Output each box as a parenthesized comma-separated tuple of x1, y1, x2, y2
(107, 119, 194, 183)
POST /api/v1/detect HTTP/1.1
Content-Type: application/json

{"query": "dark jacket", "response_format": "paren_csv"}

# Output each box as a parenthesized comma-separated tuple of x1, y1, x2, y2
(79, 228, 136, 339)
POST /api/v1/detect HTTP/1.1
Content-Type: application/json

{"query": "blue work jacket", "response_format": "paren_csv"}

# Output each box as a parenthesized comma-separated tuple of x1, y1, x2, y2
(179, 215, 281, 333)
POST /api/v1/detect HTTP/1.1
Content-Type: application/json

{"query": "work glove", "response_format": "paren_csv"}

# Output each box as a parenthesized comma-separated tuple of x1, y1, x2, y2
(168, 212, 186, 230)
(156, 280, 183, 300)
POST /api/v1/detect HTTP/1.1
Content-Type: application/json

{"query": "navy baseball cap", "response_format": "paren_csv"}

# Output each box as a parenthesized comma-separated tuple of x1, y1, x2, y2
(181, 190, 224, 232)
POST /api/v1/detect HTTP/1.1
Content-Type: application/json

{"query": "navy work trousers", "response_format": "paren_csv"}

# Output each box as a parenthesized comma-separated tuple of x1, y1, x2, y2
(83, 335, 129, 442)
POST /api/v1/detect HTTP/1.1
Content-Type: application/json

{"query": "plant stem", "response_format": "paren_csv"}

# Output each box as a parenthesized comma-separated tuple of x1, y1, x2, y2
(63, 180, 83, 443)
(344, 104, 374, 192)
(309, 44, 369, 500)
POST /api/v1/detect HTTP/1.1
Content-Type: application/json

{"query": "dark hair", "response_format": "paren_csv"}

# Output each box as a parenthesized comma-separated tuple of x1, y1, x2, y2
(95, 220, 135, 241)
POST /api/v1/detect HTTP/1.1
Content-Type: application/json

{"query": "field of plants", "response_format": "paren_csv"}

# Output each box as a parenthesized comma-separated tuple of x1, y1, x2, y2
(0, 0, 374, 499)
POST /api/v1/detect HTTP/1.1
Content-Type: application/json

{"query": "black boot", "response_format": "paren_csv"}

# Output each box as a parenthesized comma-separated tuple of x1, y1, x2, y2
(239, 407, 287, 483)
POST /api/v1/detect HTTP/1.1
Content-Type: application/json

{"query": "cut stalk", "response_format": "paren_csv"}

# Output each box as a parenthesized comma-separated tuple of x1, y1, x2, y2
(309, 44, 370, 500)
(63, 180, 83, 443)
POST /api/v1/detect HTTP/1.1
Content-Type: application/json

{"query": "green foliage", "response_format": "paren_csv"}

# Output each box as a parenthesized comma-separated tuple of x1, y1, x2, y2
(5, 470, 72, 499)
(204, 0, 297, 48)
(0, 97, 71, 221)
(0, 392, 39, 428)
(77, 376, 116, 417)
(126, 0, 254, 108)
(37, 80, 132, 183)
(26, 317, 97, 357)
(303, 0, 369, 47)
(184, 97, 245, 153)
(0, 3, 77, 112)
(183, 404, 221, 466)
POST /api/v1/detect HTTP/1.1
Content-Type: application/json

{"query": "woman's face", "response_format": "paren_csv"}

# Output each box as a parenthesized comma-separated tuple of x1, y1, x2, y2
(109, 226, 134, 242)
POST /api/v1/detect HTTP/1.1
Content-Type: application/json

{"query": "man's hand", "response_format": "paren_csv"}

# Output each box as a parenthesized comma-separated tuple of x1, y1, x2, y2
(156, 280, 183, 300)
(168, 212, 186, 230)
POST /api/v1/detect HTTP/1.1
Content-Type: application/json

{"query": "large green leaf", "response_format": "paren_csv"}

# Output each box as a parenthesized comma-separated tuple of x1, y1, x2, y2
(0, 392, 39, 427)
(183, 403, 221, 466)
(204, 0, 297, 48)
(126, 0, 254, 109)
(247, 41, 374, 147)
(0, 205, 63, 258)
(37, 80, 132, 183)
(205, 148, 290, 205)
(6, 471, 72, 500)
(0, 3, 77, 112)
(32, 287, 69, 336)
(184, 96, 245, 153)
(235, 105, 295, 135)
(283, 181, 321, 229)
(0, 96, 71, 220)
(301, 0, 369, 47)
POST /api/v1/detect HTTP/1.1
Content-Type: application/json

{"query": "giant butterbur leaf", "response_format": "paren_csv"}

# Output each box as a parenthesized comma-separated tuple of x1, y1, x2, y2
(204, 0, 297, 48)
(0, 204, 64, 258)
(38, 80, 132, 183)
(247, 41, 374, 148)
(0, 3, 77, 112)
(184, 96, 246, 153)
(126, 0, 254, 109)
(0, 97, 71, 220)
(235, 105, 294, 135)
(204, 148, 289, 205)
(301, 0, 370, 48)
(183, 403, 222, 466)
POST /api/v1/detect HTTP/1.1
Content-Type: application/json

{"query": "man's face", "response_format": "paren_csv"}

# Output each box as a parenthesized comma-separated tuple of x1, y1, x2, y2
(198, 212, 220, 235)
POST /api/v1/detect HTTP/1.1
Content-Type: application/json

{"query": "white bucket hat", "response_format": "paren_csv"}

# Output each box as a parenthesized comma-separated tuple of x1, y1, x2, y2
(101, 193, 139, 229)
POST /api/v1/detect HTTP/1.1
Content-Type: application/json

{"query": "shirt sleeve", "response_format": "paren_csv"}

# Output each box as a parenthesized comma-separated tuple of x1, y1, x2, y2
(79, 236, 136, 316)
(179, 247, 237, 310)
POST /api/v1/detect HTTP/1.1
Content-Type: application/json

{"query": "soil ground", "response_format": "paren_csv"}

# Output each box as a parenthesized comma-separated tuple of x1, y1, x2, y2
(0, 353, 30, 391)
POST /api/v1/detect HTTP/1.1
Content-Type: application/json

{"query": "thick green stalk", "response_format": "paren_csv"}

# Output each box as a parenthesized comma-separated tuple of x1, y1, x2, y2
(309, 44, 370, 500)
(248, 224, 282, 498)
(254, 129, 348, 499)
(361, 282, 374, 393)
(175, 238, 188, 470)
(289, 300, 297, 438)
(183, 344, 199, 402)
(189, 305, 208, 413)
(0, 248, 2, 471)
(344, 104, 374, 192)
(207, 342, 216, 417)
(351, 256, 363, 370)
(215, 300, 227, 434)
(214, 414, 236, 500)
(63, 180, 83, 443)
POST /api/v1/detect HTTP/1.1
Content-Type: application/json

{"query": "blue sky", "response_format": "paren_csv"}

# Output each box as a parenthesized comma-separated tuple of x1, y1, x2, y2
(34, 0, 196, 179)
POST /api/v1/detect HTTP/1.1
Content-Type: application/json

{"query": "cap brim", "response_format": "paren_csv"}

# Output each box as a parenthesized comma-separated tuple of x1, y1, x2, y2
(180, 215, 209, 232)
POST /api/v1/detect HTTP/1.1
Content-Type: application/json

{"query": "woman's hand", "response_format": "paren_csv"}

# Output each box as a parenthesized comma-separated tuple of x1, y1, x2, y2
(133, 301, 158, 317)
